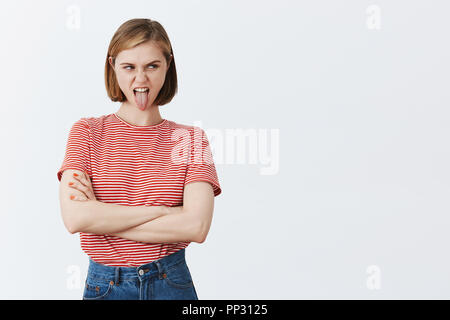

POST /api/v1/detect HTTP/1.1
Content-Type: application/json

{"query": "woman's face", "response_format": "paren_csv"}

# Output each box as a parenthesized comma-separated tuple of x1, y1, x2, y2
(110, 40, 171, 110)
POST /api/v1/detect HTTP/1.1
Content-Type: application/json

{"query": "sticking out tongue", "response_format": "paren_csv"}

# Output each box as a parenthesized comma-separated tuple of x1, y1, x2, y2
(134, 90, 149, 109)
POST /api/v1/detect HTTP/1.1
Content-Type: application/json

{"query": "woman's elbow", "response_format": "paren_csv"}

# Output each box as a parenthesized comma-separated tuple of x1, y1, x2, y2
(194, 233, 206, 243)
(61, 211, 81, 234)
(194, 221, 210, 243)
(61, 203, 90, 234)
(67, 224, 78, 234)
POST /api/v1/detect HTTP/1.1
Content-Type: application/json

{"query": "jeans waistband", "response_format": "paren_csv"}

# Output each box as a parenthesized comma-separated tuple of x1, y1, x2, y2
(87, 249, 186, 282)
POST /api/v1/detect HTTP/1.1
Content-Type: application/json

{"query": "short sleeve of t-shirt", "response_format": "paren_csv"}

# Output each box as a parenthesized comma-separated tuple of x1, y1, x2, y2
(184, 127, 222, 197)
(57, 118, 91, 182)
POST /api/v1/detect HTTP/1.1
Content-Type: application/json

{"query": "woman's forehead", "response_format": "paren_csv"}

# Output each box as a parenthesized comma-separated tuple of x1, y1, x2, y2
(117, 41, 164, 60)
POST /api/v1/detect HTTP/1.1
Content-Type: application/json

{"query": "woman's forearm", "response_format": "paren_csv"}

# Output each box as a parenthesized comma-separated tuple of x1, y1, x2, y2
(71, 200, 167, 235)
(110, 207, 202, 244)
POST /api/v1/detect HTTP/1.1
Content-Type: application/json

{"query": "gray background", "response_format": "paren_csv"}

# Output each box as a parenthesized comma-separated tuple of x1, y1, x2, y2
(0, 0, 449, 299)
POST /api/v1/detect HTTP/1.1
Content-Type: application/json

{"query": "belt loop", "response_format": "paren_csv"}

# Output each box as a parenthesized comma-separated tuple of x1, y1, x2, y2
(155, 260, 163, 279)
(115, 267, 120, 286)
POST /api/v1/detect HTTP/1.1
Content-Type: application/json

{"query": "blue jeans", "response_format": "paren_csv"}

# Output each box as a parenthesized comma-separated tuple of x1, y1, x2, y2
(82, 248, 199, 300)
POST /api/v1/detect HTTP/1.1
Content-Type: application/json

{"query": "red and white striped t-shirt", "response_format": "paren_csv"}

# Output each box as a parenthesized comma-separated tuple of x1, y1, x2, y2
(57, 112, 222, 267)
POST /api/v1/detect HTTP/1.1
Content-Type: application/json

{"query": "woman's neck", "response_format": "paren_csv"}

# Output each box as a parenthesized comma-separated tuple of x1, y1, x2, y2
(116, 101, 163, 127)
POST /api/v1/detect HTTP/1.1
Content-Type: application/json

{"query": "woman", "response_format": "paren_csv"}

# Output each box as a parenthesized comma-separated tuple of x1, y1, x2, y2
(57, 18, 222, 300)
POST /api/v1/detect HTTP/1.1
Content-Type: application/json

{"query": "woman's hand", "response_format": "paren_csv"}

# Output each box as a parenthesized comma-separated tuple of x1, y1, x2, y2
(68, 172, 97, 201)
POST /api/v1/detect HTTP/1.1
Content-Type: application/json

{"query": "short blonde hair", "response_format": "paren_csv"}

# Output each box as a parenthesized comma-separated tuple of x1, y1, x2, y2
(105, 18, 177, 106)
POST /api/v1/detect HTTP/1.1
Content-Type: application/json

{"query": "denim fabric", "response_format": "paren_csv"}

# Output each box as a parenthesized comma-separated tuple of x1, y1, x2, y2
(82, 248, 199, 300)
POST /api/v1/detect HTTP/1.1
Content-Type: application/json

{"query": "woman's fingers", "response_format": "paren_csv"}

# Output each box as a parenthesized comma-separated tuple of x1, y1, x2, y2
(68, 180, 94, 200)
(71, 173, 96, 200)
(70, 194, 89, 201)
(73, 172, 90, 188)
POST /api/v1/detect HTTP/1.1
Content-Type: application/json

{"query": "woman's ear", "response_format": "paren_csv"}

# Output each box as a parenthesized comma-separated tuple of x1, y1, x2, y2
(108, 56, 115, 69)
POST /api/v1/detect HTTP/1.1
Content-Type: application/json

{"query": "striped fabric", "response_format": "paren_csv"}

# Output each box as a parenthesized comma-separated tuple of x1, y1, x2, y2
(57, 113, 221, 266)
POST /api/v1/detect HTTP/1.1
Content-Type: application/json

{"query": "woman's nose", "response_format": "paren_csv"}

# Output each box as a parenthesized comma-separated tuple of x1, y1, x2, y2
(135, 69, 148, 81)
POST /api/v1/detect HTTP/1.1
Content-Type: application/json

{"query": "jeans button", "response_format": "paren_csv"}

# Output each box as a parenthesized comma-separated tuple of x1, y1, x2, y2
(138, 269, 144, 276)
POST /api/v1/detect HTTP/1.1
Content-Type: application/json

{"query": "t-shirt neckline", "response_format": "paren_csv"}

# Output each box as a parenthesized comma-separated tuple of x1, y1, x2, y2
(113, 112, 167, 129)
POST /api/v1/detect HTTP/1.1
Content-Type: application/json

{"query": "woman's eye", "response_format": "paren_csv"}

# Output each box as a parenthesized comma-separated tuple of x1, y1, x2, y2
(123, 65, 158, 70)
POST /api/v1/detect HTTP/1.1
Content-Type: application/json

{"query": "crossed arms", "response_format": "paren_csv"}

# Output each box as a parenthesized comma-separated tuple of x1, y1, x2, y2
(58, 169, 215, 244)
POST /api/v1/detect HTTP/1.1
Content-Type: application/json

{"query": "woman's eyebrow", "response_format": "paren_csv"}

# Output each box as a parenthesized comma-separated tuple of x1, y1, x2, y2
(120, 60, 161, 65)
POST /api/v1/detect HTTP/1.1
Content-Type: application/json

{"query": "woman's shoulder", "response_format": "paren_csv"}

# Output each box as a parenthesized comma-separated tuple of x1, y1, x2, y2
(77, 113, 113, 130)
(166, 119, 204, 134)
